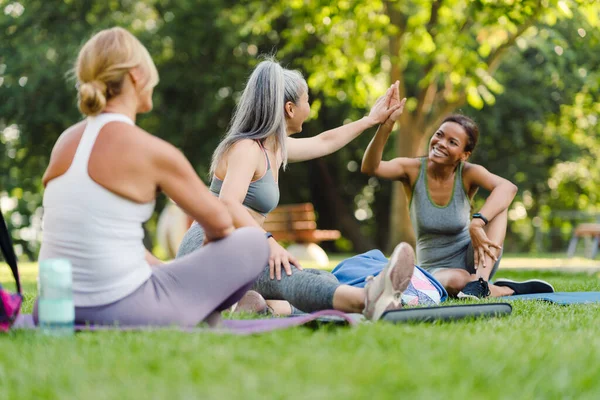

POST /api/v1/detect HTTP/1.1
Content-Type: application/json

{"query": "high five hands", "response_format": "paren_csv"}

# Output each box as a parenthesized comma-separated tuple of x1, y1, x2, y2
(386, 81, 406, 123)
(366, 81, 407, 126)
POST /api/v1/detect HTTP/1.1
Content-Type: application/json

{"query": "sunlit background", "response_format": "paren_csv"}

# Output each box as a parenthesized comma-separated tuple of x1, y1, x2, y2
(1, 0, 598, 259)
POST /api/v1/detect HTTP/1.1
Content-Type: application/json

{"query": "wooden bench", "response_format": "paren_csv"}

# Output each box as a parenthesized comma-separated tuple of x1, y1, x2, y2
(263, 203, 341, 244)
(567, 223, 600, 259)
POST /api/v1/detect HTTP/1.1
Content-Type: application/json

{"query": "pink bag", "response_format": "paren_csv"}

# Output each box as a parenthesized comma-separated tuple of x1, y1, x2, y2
(0, 206, 23, 332)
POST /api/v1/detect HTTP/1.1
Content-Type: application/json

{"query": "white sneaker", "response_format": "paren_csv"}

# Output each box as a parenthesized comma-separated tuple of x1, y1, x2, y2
(363, 242, 415, 321)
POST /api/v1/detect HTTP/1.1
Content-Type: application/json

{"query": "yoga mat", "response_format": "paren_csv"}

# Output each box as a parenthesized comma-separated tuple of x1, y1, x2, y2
(381, 303, 512, 323)
(504, 292, 600, 305)
(12, 310, 357, 335)
(12, 302, 521, 333)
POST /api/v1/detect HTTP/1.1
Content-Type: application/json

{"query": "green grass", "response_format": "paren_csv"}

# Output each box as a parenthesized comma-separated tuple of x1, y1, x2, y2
(1, 264, 600, 399)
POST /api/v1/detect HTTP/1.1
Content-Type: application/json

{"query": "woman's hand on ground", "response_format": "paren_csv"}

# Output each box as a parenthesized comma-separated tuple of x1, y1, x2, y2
(268, 238, 302, 280)
(469, 220, 501, 269)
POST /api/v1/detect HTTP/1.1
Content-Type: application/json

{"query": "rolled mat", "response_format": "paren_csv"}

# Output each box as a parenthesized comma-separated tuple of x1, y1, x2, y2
(381, 303, 512, 323)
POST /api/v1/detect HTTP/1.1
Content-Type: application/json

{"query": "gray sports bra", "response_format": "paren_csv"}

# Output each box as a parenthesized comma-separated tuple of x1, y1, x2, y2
(209, 140, 280, 217)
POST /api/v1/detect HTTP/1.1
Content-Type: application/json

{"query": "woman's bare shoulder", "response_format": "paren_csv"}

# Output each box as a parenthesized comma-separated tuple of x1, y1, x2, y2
(52, 120, 87, 152)
(462, 161, 488, 177)
(43, 120, 87, 185)
(404, 157, 422, 168)
(213, 139, 264, 179)
(401, 157, 422, 177)
(229, 138, 262, 152)
(222, 139, 263, 164)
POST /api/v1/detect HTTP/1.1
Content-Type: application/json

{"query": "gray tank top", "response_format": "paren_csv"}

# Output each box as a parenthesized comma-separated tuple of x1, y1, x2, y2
(409, 158, 471, 269)
(209, 140, 280, 217)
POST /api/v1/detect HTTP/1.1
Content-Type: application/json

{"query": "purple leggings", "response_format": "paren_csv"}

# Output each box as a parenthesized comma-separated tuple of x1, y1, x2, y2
(33, 227, 269, 327)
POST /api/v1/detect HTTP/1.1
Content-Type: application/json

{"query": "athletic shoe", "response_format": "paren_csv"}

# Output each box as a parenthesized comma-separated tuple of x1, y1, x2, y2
(493, 278, 555, 295)
(231, 290, 269, 315)
(363, 242, 415, 321)
(457, 278, 491, 300)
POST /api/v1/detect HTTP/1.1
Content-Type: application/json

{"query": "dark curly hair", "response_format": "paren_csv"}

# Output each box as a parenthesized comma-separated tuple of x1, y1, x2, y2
(441, 114, 479, 153)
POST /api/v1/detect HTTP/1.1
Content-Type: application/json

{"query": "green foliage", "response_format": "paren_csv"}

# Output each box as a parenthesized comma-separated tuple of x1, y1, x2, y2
(0, 0, 598, 258)
(230, 0, 597, 114)
(0, 0, 259, 258)
(228, 0, 600, 250)
(469, 15, 600, 251)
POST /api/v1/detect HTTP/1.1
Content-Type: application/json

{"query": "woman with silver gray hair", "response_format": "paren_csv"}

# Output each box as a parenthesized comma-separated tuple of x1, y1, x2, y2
(177, 58, 414, 320)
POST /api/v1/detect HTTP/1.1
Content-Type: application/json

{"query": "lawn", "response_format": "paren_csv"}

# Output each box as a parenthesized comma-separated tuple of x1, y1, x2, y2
(1, 259, 600, 399)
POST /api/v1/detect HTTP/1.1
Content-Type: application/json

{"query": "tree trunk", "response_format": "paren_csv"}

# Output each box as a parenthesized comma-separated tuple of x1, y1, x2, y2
(309, 158, 375, 253)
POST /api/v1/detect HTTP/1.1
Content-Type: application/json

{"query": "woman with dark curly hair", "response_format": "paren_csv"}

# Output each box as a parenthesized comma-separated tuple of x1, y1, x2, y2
(359, 83, 554, 299)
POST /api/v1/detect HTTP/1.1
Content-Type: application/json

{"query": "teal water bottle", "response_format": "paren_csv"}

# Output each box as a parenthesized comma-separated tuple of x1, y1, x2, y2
(38, 258, 75, 336)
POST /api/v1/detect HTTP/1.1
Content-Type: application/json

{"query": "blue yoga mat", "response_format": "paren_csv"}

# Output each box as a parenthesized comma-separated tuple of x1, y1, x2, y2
(504, 292, 600, 305)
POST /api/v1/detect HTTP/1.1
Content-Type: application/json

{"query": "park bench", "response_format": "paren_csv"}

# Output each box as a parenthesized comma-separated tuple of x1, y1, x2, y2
(263, 203, 341, 266)
(263, 202, 341, 243)
(567, 223, 600, 259)
(157, 202, 341, 264)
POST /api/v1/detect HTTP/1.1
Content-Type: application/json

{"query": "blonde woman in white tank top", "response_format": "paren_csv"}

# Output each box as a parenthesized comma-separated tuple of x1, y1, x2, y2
(34, 27, 269, 327)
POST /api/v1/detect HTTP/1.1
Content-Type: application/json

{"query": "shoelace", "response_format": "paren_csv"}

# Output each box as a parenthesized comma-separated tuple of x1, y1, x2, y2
(477, 278, 491, 297)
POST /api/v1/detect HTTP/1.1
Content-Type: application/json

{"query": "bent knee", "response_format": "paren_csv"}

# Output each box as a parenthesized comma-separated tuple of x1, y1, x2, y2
(228, 227, 270, 272)
(176, 222, 205, 259)
(436, 270, 471, 295)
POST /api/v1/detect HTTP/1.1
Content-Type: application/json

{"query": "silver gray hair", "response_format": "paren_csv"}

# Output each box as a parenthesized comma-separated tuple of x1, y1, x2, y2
(209, 58, 308, 177)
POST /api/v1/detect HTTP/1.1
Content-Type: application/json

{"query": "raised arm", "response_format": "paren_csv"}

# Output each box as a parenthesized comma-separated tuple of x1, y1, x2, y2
(361, 87, 409, 179)
(153, 141, 233, 242)
(361, 121, 410, 180)
(286, 85, 401, 163)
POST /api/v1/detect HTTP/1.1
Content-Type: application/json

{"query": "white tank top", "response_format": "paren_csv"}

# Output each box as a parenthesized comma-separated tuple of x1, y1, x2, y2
(39, 113, 155, 307)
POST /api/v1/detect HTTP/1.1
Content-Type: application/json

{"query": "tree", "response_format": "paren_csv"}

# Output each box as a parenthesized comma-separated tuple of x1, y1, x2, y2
(1, 0, 598, 259)
(0, 1, 151, 257)
(0, 0, 258, 258)
(468, 14, 600, 251)
(230, 0, 600, 250)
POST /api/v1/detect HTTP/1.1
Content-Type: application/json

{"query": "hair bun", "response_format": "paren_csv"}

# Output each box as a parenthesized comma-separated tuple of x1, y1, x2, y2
(78, 80, 107, 116)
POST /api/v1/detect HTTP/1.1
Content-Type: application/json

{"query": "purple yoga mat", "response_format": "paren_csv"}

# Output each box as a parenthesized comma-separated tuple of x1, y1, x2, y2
(13, 310, 357, 335)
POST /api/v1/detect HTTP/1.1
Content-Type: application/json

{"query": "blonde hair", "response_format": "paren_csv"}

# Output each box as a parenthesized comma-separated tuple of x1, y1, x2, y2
(75, 27, 159, 116)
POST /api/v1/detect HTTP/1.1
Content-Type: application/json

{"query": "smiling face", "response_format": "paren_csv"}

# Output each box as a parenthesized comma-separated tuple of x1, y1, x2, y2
(285, 91, 311, 135)
(428, 121, 471, 165)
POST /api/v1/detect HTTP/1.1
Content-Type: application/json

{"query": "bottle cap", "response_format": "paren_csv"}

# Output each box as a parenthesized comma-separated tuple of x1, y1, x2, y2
(39, 258, 73, 287)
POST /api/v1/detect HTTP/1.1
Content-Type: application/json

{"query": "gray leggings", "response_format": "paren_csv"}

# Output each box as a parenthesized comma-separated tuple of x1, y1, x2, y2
(34, 228, 269, 327)
(177, 222, 341, 313)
